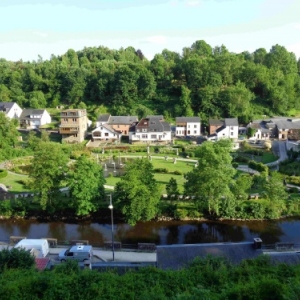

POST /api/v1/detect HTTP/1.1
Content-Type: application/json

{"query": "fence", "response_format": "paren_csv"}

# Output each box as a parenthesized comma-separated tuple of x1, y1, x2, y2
(262, 243, 300, 252)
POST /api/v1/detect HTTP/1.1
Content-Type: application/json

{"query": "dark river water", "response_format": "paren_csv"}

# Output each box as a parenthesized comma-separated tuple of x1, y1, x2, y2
(0, 218, 300, 246)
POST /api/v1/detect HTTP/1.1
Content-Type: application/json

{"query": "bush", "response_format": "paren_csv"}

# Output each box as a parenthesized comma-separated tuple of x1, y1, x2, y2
(154, 168, 168, 173)
(0, 247, 35, 273)
(173, 170, 182, 175)
(174, 208, 188, 219)
(234, 156, 249, 163)
(0, 169, 8, 178)
(232, 162, 239, 169)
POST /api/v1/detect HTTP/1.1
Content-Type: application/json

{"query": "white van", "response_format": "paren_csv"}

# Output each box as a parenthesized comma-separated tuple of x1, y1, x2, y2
(58, 245, 93, 263)
(14, 239, 49, 258)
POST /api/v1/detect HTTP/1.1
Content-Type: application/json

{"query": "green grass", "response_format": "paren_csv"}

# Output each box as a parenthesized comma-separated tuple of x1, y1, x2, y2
(0, 172, 31, 193)
(155, 173, 186, 193)
(151, 159, 195, 174)
(104, 176, 121, 186)
(261, 152, 278, 164)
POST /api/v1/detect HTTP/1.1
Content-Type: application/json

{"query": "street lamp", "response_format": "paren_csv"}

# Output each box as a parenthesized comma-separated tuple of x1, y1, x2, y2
(108, 194, 115, 261)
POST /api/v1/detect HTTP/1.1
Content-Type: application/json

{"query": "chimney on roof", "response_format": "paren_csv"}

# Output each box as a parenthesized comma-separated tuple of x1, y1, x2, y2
(253, 238, 262, 250)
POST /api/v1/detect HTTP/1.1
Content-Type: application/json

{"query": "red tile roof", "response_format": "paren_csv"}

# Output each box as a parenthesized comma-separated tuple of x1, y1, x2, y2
(35, 258, 50, 271)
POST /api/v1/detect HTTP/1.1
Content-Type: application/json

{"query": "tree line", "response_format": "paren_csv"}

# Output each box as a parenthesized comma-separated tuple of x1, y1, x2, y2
(0, 41, 300, 123)
(0, 250, 299, 300)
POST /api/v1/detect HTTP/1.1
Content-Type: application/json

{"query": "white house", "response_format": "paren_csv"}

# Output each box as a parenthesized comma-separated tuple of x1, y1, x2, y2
(175, 117, 201, 137)
(129, 116, 172, 143)
(215, 118, 239, 140)
(0, 102, 22, 119)
(19, 109, 51, 129)
(92, 124, 122, 141)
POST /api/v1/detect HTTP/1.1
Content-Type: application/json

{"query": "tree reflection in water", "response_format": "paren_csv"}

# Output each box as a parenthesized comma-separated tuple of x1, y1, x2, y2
(0, 217, 299, 245)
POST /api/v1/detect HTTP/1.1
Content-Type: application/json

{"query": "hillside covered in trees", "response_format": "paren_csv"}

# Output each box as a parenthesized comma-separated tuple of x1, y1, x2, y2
(0, 40, 300, 124)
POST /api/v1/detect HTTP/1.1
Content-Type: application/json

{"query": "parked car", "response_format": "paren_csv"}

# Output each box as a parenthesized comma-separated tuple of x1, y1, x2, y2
(58, 245, 93, 262)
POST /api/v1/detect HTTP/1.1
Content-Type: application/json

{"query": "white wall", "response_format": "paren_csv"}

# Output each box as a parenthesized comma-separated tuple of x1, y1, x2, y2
(6, 103, 22, 119)
(40, 110, 51, 125)
(92, 126, 119, 140)
(216, 126, 238, 140)
(130, 131, 172, 142)
(186, 122, 201, 136)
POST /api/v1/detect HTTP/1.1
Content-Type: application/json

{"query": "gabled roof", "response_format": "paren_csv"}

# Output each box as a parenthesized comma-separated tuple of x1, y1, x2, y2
(92, 124, 121, 135)
(97, 114, 110, 122)
(216, 125, 226, 133)
(209, 119, 223, 126)
(20, 109, 46, 120)
(136, 117, 171, 132)
(108, 116, 138, 125)
(146, 115, 164, 120)
(0, 102, 15, 112)
(176, 117, 200, 123)
(225, 118, 238, 126)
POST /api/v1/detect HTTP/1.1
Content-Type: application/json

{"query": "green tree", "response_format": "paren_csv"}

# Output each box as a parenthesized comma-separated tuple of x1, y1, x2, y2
(0, 248, 35, 273)
(166, 177, 179, 200)
(231, 174, 253, 201)
(67, 155, 106, 215)
(0, 113, 19, 149)
(185, 139, 236, 216)
(263, 171, 287, 205)
(29, 142, 69, 210)
(114, 158, 161, 225)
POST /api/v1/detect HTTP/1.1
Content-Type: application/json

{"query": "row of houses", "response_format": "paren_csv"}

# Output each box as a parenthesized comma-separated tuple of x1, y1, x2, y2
(3, 101, 300, 144)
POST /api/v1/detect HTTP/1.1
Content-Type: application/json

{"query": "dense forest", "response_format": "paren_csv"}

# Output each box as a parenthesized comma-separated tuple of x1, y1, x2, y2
(1, 40, 300, 124)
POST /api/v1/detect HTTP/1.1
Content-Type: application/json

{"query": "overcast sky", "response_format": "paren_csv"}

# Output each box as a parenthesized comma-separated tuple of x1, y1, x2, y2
(1, 0, 300, 62)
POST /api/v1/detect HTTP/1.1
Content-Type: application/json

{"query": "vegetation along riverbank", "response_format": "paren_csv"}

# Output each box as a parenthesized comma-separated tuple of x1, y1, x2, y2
(1, 119, 300, 225)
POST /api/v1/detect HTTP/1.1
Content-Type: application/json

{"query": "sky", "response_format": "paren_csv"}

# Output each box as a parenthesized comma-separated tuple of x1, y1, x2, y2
(0, 0, 300, 62)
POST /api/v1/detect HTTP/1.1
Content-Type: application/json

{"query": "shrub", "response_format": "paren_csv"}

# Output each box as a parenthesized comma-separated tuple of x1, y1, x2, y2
(232, 162, 239, 169)
(174, 208, 188, 219)
(0, 169, 8, 178)
(154, 168, 168, 173)
(173, 170, 182, 175)
(234, 156, 249, 163)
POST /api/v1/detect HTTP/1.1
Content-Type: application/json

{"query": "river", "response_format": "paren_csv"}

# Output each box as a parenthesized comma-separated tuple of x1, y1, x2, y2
(0, 218, 300, 246)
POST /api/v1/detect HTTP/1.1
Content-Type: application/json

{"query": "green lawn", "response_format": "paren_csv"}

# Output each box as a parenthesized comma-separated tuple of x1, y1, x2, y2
(0, 172, 30, 192)
(154, 173, 186, 193)
(105, 172, 187, 193)
(261, 152, 278, 164)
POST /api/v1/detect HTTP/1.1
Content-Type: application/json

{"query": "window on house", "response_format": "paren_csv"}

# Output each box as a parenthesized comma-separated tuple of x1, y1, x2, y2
(194, 125, 197, 128)
(151, 135, 157, 139)
(230, 126, 233, 130)
(194, 130, 197, 134)
(231, 132, 233, 136)
(105, 133, 108, 136)
(142, 134, 147, 139)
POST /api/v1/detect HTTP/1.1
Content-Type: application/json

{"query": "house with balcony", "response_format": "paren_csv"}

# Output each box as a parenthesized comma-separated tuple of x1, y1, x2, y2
(0, 102, 23, 119)
(19, 109, 51, 129)
(96, 114, 138, 136)
(129, 116, 171, 144)
(59, 109, 88, 143)
(175, 117, 201, 137)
